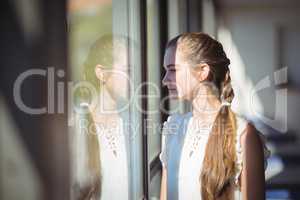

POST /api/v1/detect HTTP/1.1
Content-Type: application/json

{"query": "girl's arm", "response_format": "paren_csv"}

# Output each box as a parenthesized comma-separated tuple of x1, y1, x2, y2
(160, 166, 167, 200)
(240, 123, 266, 200)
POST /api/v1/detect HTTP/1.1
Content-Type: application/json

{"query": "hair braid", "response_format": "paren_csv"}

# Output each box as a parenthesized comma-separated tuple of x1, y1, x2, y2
(220, 70, 234, 104)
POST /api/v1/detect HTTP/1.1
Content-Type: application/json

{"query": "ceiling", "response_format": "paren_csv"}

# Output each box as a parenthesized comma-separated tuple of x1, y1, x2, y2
(217, 0, 300, 7)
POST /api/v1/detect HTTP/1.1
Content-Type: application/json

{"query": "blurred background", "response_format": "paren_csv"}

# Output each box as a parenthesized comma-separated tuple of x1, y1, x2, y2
(0, 0, 299, 199)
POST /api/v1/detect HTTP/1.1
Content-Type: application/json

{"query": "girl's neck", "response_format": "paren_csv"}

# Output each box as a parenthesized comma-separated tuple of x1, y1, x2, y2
(90, 86, 119, 124)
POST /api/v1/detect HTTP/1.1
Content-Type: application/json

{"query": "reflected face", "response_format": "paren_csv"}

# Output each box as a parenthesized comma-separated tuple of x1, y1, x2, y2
(162, 46, 199, 100)
(96, 45, 130, 102)
(106, 49, 129, 100)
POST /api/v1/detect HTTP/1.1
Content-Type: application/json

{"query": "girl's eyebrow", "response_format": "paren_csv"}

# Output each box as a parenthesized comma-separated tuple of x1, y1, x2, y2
(166, 64, 176, 69)
(163, 64, 178, 70)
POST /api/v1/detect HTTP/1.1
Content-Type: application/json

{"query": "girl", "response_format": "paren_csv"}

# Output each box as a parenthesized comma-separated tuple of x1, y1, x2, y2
(160, 32, 270, 200)
(73, 35, 130, 200)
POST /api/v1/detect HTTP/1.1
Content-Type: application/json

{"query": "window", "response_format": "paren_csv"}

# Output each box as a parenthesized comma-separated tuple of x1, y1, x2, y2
(68, 0, 144, 199)
(146, 0, 165, 198)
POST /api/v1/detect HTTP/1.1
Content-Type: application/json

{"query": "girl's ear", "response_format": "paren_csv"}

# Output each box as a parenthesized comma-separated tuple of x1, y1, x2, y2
(95, 64, 105, 82)
(194, 63, 210, 82)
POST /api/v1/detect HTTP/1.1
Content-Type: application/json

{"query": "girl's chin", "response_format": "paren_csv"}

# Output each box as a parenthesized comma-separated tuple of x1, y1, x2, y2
(168, 90, 182, 99)
(169, 91, 190, 100)
(169, 95, 179, 100)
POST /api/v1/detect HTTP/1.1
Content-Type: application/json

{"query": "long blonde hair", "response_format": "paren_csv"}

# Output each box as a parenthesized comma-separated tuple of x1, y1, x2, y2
(75, 35, 129, 200)
(167, 32, 237, 200)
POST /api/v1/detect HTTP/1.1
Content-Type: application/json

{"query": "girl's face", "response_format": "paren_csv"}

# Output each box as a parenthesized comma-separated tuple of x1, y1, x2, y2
(106, 50, 129, 100)
(162, 46, 201, 100)
(95, 46, 130, 101)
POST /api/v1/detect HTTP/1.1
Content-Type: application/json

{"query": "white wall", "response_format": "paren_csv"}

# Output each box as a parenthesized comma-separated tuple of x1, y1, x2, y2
(217, 2, 300, 134)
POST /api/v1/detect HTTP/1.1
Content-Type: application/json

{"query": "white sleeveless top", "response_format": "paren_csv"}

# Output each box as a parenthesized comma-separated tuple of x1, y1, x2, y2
(96, 117, 129, 200)
(159, 111, 270, 200)
(71, 105, 129, 200)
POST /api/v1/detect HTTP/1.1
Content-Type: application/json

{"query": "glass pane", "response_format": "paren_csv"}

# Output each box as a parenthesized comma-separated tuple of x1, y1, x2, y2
(147, 0, 162, 165)
(68, 0, 143, 199)
(149, 172, 161, 200)
(147, 0, 164, 199)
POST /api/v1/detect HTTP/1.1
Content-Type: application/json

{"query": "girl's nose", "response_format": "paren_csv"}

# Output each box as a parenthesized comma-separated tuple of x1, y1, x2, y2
(162, 72, 169, 87)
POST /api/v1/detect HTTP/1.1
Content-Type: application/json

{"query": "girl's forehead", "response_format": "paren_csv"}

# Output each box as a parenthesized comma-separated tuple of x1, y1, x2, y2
(164, 46, 176, 60)
(164, 47, 185, 66)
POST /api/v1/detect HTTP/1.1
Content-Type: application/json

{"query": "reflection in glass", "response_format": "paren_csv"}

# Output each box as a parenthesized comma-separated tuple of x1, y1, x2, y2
(72, 35, 131, 200)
